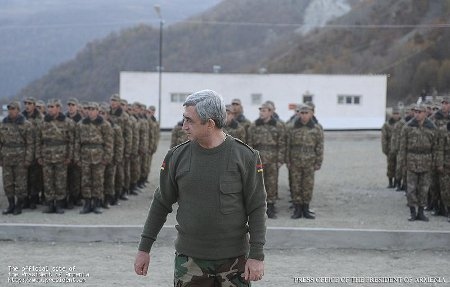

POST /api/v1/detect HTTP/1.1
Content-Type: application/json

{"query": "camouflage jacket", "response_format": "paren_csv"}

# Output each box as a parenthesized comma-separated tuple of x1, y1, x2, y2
(224, 119, 246, 142)
(170, 121, 188, 148)
(110, 121, 124, 165)
(148, 116, 160, 154)
(286, 119, 324, 168)
(137, 115, 149, 156)
(110, 107, 132, 158)
(430, 110, 450, 128)
(74, 116, 113, 165)
(390, 116, 412, 155)
(399, 118, 438, 173)
(247, 118, 286, 164)
(22, 109, 43, 161)
(129, 115, 140, 156)
(36, 113, 74, 164)
(381, 117, 399, 156)
(436, 123, 450, 171)
(0, 115, 33, 165)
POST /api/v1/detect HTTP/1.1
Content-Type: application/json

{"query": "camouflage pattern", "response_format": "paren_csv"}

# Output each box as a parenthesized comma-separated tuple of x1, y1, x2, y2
(145, 116, 158, 179)
(171, 121, 188, 148)
(286, 119, 324, 204)
(104, 122, 124, 197)
(137, 114, 149, 182)
(247, 118, 286, 203)
(75, 116, 113, 199)
(225, 119, 246, 142)
(0, 114, 33, 199)
(109, 107, 132, 194)
(36, 113, 74, 201)
(399, 118, 438, 207)
(235, 114, 251, 142)
(66, 112, 83, 202)
(174, 253, 249, 287)
(391, 118, 408, 182)
(437, 124, 450, 207)
(129, 114, 141, 186)
(381, 117, 400, 178)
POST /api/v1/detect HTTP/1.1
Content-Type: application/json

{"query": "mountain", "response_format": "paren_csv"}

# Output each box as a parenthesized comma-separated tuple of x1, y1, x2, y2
(14, 0, 450, 106)
(0, 0, 222, 98)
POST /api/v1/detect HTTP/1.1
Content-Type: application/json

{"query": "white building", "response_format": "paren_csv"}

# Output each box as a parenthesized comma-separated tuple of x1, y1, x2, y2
(120, 72, 387, 130)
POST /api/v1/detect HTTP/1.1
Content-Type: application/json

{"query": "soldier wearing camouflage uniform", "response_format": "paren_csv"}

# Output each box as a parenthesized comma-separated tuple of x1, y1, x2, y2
(224, 104, 246, 141)
(99, 105, 124, 208)
(1, 102, 33, 215)
(381, 107, 401, 188)
(399, 103, 438, 222)
(170, 120, 188, 148)
(146, 106, 159, 184)
(125, 101, 140, 195)
(109, 94, 132, 202)
(22, 97, 44, 209)
(137, 103, 152, 188)
(436, 118, 450, 222)
(247, 102, 286, 219)
(428, 96, 450, 215)
(286, 105, 324, 219)
(36, 99, 74, 214)
(75, 102, 113, 214)
(231, 98, 251, 140)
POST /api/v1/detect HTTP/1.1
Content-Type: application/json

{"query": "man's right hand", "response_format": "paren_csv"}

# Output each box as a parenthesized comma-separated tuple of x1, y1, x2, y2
(134, 251, 150, 276)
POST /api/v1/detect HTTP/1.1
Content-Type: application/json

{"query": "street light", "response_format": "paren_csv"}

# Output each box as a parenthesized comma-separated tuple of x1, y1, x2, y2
(154, 5, 163, 124)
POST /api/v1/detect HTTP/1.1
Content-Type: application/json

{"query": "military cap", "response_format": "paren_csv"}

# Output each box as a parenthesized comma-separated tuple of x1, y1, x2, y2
(441, 96, 449, 103)
(231, 98, 241, 105)
(23, 97, 36, 104)
(120, 99, 128, 105)
(47, 99, 62, 107)
(413, 103, 427, 112)
(259, 102, 273, 110)
(110, 93, 121, 101)
(392, 107, 401, 114)
(225, 104, 233, 112)
(149, 105, 156, 111)
(140, 103, 147, 110)
(305, 101, 315, 111)
(265, 100, 275, 109)
(99, 104, 108, 113)
(87, 102, 99, 109)
(7, 101, 21, 110)
(36, 100, 45, 108)
(297, 104, 313, 112)
(67, 97, 79, 105)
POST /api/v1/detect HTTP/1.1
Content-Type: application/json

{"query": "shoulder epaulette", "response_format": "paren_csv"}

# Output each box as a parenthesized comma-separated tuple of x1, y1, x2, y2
(233, 137, 255, 152)
(172, 140, 191, 151)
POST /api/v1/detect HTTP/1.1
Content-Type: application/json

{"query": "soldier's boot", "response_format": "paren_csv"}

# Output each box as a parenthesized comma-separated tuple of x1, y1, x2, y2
(302, 204, 315, 219)
(2, 197, 15, 215)
(102, 196, 111, 209)
(13, 198, 23, 215)
(266, 203, 277, 219)
(416, 207, 429, 222)
(79, 199, 91, 214)
(120, 188, 129, 200)
(91, 198, 102, 214)
(55, 200, 65, 214)
(400, 183, 406, 191)
(387, 178, 394, 188)
(290, 204, 303, 219)
(74, 197, 83, 207)
(29, 194, 38, 210)
(408, 206, 416, 221)
(65, 196, 74, 210)
(129, 184, 139, 195)
(447, 207, 450, 223)
(137, 179, 145, 189)
(395, 179, 403, 191)
(42, 201, 56, 214)
(22, 197, 30, 209)
(110, 193, 119, 206)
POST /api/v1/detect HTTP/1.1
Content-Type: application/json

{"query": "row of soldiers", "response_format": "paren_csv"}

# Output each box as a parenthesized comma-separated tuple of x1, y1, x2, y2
(172, 98, 324, 220)
(1, 94, 159, 215)
(381, 96, 450, 222)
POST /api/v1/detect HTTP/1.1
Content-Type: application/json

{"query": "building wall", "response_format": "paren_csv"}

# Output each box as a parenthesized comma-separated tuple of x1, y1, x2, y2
(120, 72, 387, 130)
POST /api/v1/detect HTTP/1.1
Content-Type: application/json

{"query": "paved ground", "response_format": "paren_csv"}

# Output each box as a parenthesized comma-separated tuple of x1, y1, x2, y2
(1, 131, 450, 286)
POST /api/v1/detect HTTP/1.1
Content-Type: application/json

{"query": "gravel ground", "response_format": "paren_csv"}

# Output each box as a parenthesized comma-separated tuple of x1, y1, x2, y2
(1, 241, 449, 287)
(1, 131, 449, 230)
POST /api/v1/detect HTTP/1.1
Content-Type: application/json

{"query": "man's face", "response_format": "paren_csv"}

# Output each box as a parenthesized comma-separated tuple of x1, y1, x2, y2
(182, 105, 209, 141)
(232, 102, 242, 114)
(442, 101, 449, 113)
(36, 106, 45, 114)
(88, 107, 99, 120)
(110, 99, 120, 109)
(24, 101, 35, 113)
(47, 104, 60, 117)
(259, 108, 272, 121)
(68, 103, 78, 114)
(299, 110, 312, 123)
(99, 110, 107, 120)
(7, 106, 19, 118)
(414, 110, 427, 122)
(226, 110, 234, 123)
(121, 103, 128, 112)
(148, 109, 155, 117)
(392, 112, 401, 121)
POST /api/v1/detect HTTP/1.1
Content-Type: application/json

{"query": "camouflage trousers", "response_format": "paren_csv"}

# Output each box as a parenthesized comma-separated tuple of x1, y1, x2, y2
(104, 164, 116, 196)
(174, 253, 250, 287)
(289, 164, 315, 205)
(2, 165, 28, 199)
(395, 154, 404, 182)
(67, 163, 81, 200)
(406, 170, 430, 207)
(386, 154, 396, 178)
(27, 162, 43, 197)
(140, 153, 150, 180)
(81, 163, 105, 199)
(123, 159, 131, 190)
(43, 163, 68, 201)
(115, 161, 125, 195)
(439, 170, 450, 206)
(429, 170, 441, 205)
(262, 162, 278, 204)
(130, 155, 140, 185)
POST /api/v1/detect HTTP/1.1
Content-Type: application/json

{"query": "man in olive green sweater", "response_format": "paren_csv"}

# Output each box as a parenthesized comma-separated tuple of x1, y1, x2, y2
(134, 90, 267, 286)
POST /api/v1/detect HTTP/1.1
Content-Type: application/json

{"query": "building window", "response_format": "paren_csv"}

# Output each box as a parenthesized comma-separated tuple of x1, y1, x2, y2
(337, 95, 362, 105)
(251, 93, 262, 105)
(170, 93, 190, 103)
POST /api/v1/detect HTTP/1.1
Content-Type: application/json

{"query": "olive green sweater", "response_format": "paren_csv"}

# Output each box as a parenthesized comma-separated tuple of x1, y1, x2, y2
(138, 136, 267, 260)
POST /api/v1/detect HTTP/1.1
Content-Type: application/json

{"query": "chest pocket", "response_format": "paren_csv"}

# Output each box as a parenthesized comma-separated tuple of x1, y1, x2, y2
(219, 173, 243, 215)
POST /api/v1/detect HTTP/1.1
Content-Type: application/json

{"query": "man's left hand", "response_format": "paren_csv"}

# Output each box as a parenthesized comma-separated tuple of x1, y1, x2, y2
(243, 258, 264, 282)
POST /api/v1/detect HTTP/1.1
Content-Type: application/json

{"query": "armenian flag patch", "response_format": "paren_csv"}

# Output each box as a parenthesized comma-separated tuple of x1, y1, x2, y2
(161, 161, 166, 171)
(256, 164, 264, 173)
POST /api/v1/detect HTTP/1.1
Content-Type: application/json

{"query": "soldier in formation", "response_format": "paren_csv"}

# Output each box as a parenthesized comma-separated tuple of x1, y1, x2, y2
(381, 107, 401, 188)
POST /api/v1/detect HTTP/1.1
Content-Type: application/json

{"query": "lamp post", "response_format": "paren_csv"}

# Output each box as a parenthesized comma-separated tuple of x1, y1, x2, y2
(154, 5, 163, 123)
